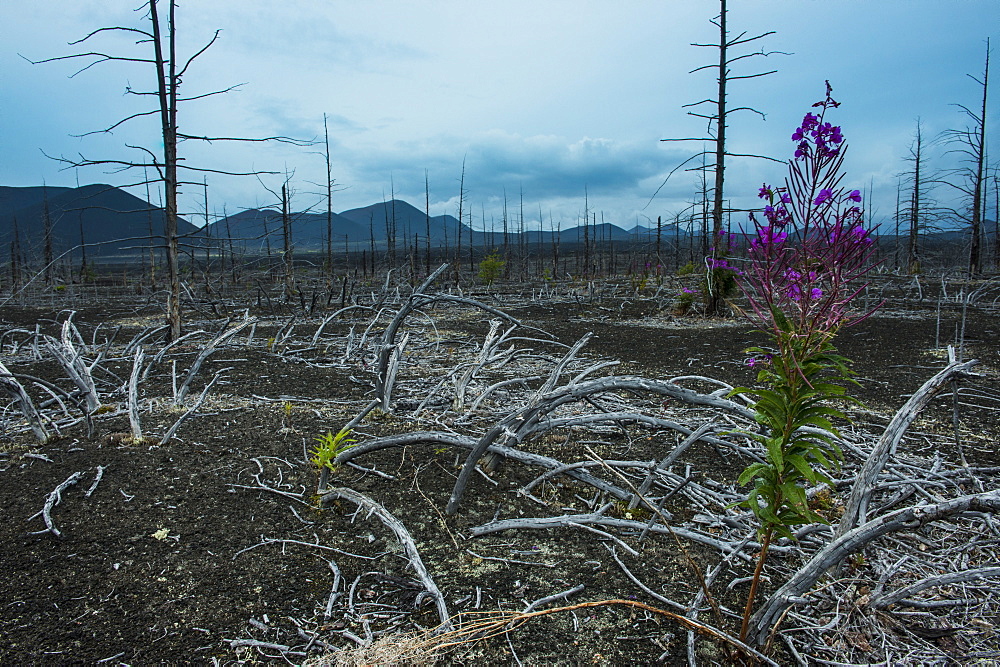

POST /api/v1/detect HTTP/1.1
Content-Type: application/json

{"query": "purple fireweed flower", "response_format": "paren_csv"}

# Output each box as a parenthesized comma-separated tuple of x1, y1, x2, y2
(763, 204, 792, 227)
(750, 226, 788, 251)
(746, 353, 774, 368)
(706, 256, 743, 276)
(738, 83, 881, 339)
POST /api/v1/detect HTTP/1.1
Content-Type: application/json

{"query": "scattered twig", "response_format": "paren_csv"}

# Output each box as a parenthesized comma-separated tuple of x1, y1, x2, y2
(84, 465, 107, 498)
(29, 471, 83, 537)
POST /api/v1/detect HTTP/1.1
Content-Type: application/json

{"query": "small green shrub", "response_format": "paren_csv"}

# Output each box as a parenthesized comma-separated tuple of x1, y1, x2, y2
(702, 260, 740, 306)
(674, 287, 699, 315)
(477, 251, 505, 286)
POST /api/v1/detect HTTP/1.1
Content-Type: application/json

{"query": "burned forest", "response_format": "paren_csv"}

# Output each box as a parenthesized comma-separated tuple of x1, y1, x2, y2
(0, 256, 999, 664)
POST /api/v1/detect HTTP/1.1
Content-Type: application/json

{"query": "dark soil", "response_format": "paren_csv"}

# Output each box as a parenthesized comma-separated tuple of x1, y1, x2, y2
(1, 280, 997, 665)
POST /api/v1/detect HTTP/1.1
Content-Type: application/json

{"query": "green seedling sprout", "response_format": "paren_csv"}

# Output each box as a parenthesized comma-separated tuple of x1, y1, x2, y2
(310, 428, 356, 491)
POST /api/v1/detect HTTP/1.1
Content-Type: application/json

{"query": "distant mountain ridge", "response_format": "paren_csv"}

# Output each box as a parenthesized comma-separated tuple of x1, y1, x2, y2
(0, 184, 199, 259)
(4, 183, 986, 264)
(0, 184, 640, 259)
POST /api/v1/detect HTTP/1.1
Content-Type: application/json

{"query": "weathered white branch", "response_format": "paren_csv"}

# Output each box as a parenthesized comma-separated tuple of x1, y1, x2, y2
(836, 354, 980, 538)
(45, 317, 101, 413)
(869, 566, 1000, 609)
(161, 370, 226, 444)
(319, 486, 452, 632)
(127, 347, 145, 441)
(29, 471, 83, 537)
(750, 489, 1000, 644)
(334, 431, 633, 502)
(447, 374, 756, 515)
(174, 318, 255, 406)
(0, 359, 49, 443)
(453, 319, 502, 411)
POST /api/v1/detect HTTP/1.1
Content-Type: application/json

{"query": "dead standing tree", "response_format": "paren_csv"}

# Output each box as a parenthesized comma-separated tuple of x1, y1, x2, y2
(660, 0, 783, 314)
(27, 0, 308, 341)
(899, 120, 942, 274)
(941, 39, 992, 276)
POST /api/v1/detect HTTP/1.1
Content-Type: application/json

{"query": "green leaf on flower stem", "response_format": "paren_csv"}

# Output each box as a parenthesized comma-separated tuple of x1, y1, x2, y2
(753, 388, 790, 416)
(785, 454, 817, 483)
(810, 448, 836, 471)
(759, 505, 782, 527)
(745, 489, 761, 512)
(770, 524, 796, 541)
(752, 407, 784, 431)
(765, 436, 785, 469)
(812, 381, 847, 396)
(792, 414, 836, 434)
(738, 462, 769, 486)
(781, 481, 810, 513)
(813, 469, 836, 489)
(769, 304, 793, 333)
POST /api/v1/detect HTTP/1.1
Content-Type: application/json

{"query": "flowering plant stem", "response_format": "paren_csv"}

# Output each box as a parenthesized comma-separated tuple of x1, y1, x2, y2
(730, 83, 880, 643)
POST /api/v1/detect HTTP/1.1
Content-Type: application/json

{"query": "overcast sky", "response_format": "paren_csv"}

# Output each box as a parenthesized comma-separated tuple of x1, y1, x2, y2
(2, 1, 997, 231)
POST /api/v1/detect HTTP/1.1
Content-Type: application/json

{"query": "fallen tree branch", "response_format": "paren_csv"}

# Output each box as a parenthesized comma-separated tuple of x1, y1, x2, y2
(522, 583, 585, 613)
(173, 317, 255, 406)
(44, 315, 102, 413)
(334, 431, 635, 502)
(84, 465, 107, 498)
(160, 370, 227, 445)
(0, 360, 49, 443)
(319, 486, 453, 633)
(749, 488, 1000, 645)
(447, 374, 757, 515)
(836, 352, 980, 538)
(28, 471, 83, 537)
(127, 347, 145, 441)
(469, 511, 766, 560)
(869, 565, 1000, 609)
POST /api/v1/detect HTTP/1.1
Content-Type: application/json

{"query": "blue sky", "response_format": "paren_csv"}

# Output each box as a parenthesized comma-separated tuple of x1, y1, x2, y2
(1, 1, 997, 231)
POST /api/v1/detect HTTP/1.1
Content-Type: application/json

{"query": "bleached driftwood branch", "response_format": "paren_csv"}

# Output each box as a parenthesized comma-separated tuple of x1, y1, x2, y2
(749, 489, 1000, 645)
(836, 352, 980, 538)
(45, 316, 101, 413)
(0, 359, 49, 443)
(28, 471, 83, 537)
(319, 486, 453, 632)
(173, 317, 255, 406)
(447, 375, 757, 515)
(127, 347, 145, 441)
